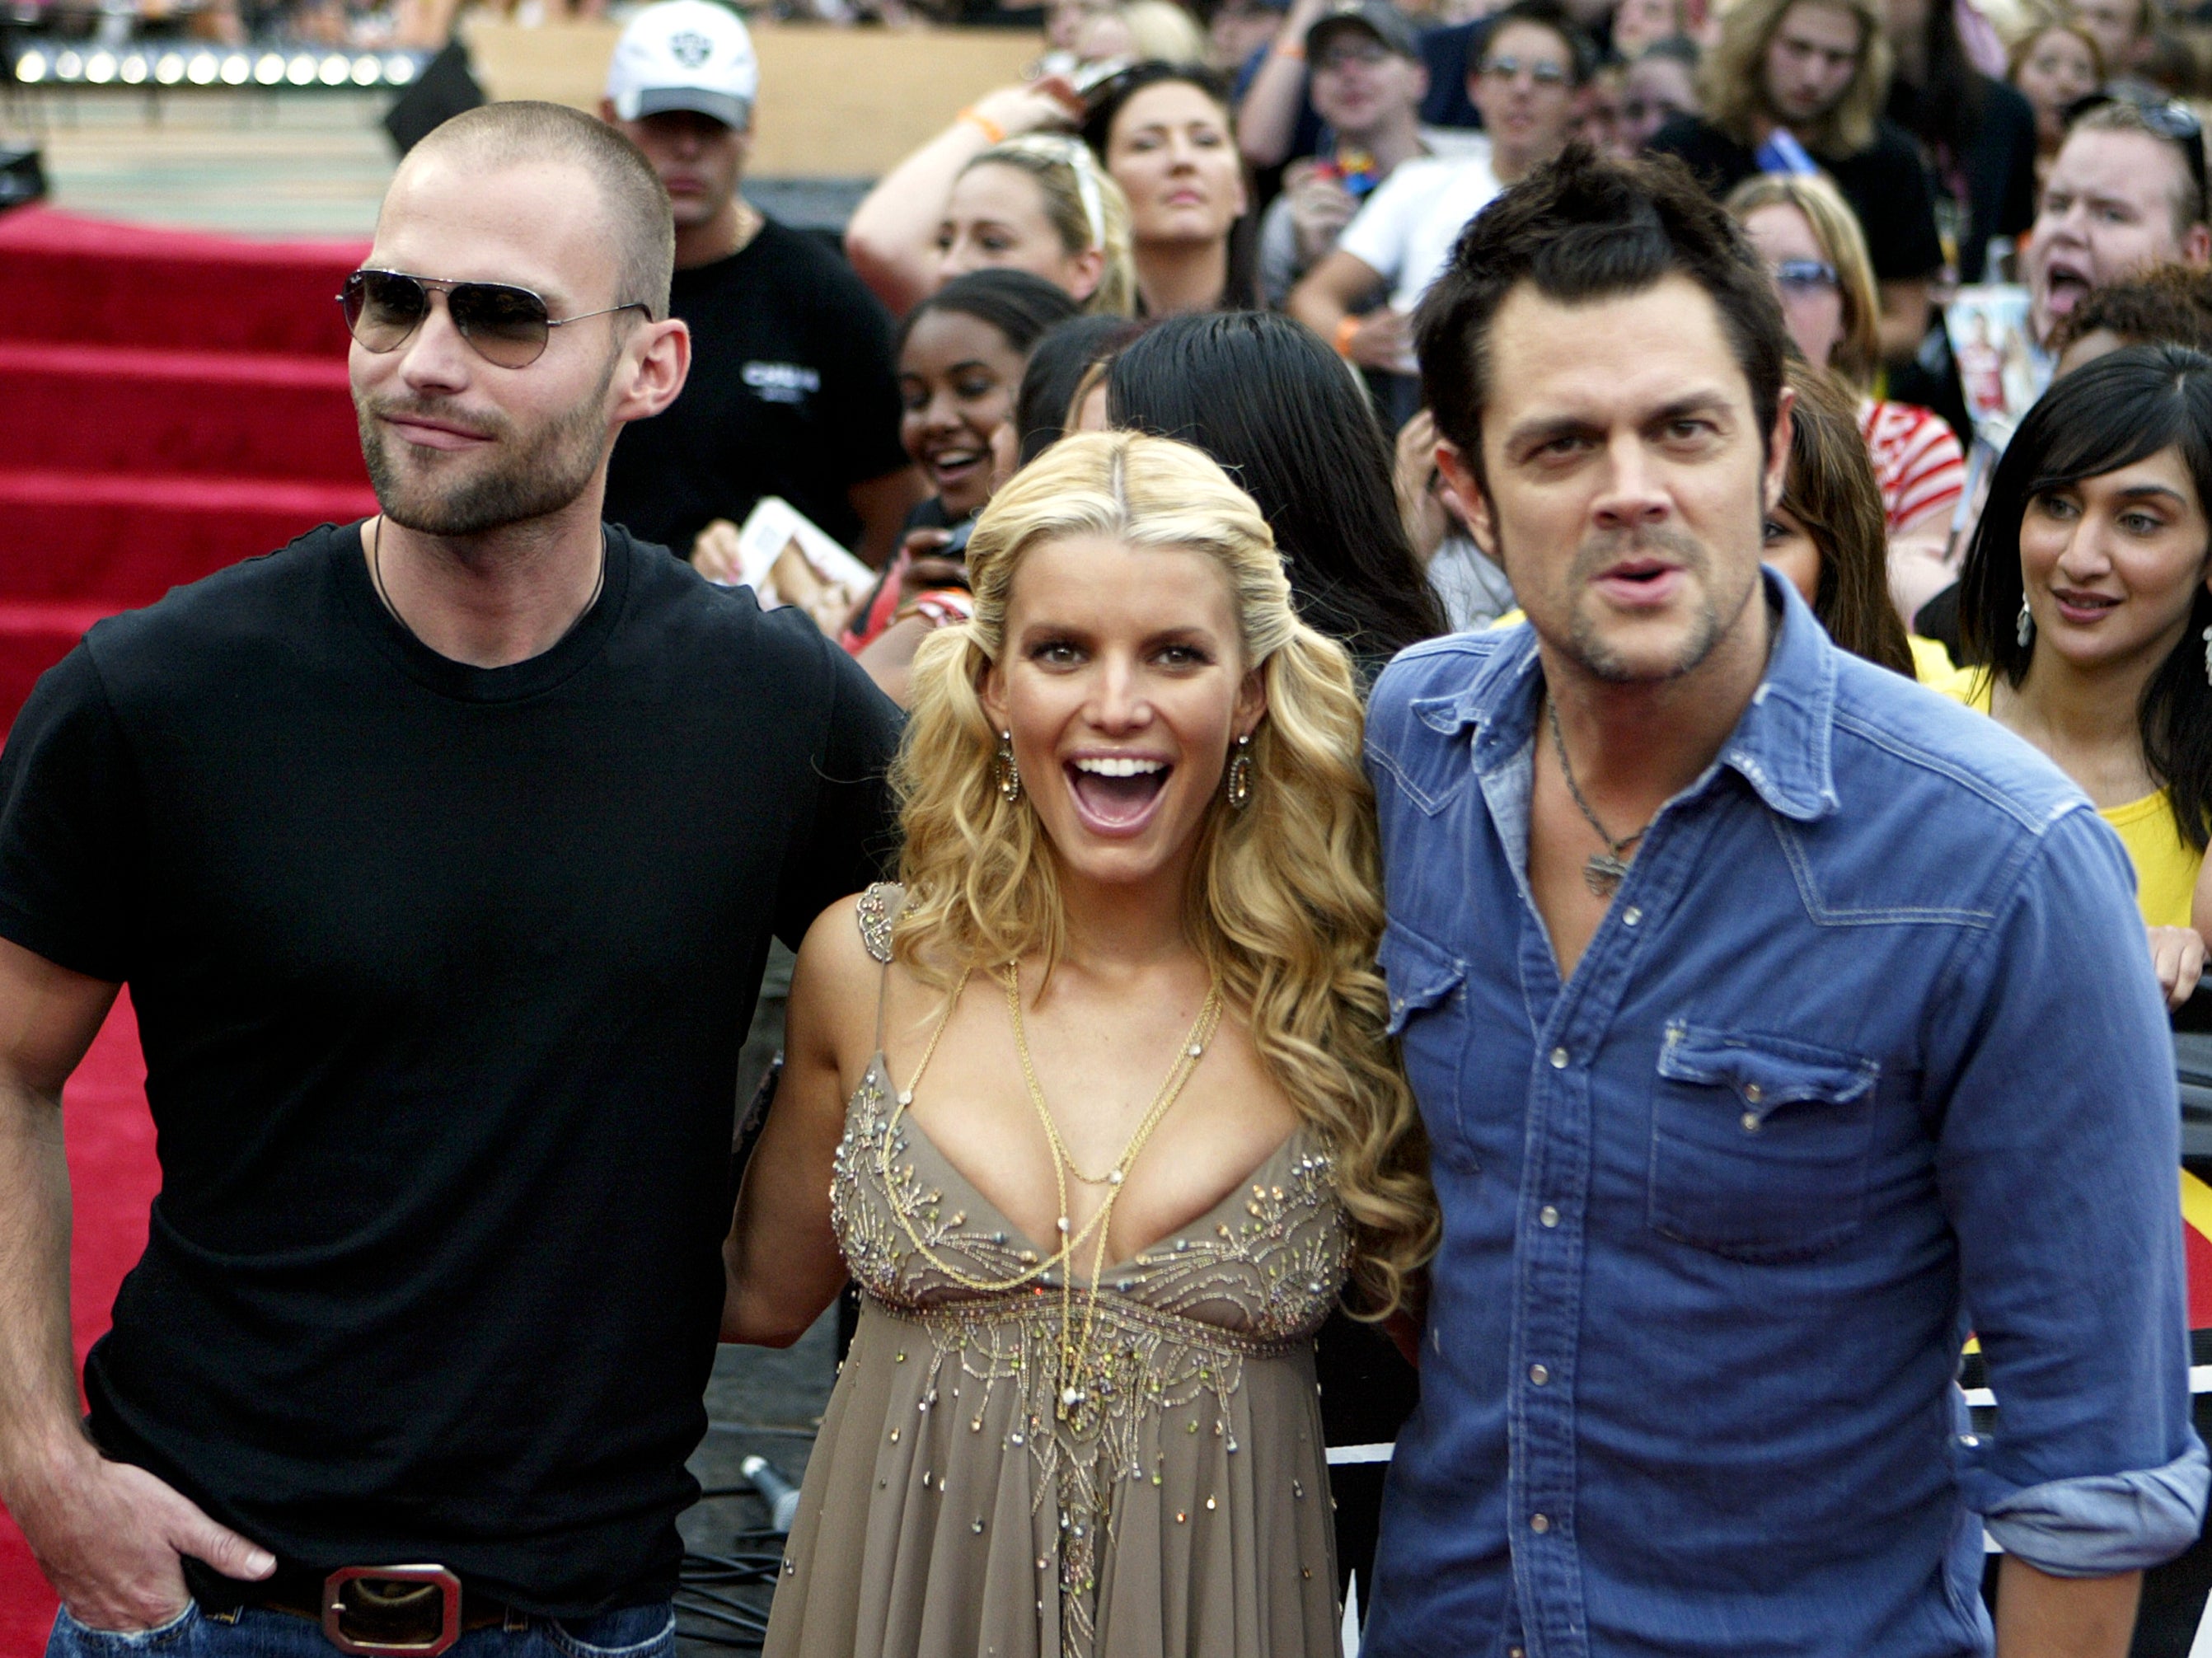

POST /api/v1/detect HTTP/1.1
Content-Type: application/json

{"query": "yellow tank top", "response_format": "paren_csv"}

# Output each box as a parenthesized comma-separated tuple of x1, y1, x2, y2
(1918, 644, 2202, 929)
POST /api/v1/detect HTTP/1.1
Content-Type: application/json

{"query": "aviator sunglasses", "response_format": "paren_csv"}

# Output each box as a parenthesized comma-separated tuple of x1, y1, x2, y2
(339, 269, 649, 369)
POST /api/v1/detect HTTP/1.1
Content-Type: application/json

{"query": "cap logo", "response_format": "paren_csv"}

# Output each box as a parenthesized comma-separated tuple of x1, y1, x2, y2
(668, 29, 713, 67)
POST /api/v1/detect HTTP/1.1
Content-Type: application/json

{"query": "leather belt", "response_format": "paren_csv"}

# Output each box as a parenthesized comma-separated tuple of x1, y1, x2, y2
(190, 1561, 518, 1655)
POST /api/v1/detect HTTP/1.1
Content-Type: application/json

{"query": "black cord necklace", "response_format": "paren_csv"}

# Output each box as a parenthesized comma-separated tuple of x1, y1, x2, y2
(369, 516, 607, 654)
(1545, 698, 1654, 900)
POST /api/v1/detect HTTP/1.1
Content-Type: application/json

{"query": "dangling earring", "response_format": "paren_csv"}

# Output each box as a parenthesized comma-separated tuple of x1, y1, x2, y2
(2017, 597, 2034, 649)
(1225, 733, 1254, 811)
(996, 732, 1022, 804)
(2200, 624, 2211, 688)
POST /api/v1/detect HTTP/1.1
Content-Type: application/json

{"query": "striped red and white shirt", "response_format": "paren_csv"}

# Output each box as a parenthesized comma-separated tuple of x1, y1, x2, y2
(1858, 398, 1966, 536)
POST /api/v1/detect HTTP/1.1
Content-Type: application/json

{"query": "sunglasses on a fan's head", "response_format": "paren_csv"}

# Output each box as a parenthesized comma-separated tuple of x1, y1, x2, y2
(339, 269, 650, 369)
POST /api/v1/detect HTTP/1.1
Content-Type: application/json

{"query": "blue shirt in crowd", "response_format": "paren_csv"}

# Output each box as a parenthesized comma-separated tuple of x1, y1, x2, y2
(1360, 573, 2207, 1658)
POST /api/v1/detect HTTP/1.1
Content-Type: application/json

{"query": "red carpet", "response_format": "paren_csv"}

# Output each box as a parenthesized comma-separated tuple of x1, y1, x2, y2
(0, 205, 377, 729)
(0, 204, 373, 1648)
(0, 994, 153, 1652)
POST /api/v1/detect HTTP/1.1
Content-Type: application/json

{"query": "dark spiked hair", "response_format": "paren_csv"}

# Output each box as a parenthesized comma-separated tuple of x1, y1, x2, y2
(1413, 143, 1788, 491)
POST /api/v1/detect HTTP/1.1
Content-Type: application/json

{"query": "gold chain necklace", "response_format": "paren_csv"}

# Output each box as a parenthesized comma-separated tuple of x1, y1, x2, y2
(879, 967, 1113, 1296)
(874, 960, 1225, 1421)
(1005, 965, 1223, 1418)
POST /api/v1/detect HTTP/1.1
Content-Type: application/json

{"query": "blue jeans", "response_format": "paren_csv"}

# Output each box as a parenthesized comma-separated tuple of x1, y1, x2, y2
(47, 1599, 676, 1658)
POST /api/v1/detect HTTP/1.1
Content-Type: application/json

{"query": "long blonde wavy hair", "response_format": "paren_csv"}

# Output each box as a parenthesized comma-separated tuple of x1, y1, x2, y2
(891, 431, 1437, 1319)
(1699, 0, 1891, 157)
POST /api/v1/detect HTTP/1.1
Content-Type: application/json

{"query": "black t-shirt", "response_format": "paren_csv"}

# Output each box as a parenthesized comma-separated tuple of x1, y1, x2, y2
(602, 219, 910, 559)
(0, 522, 901, 1612)
(1648, 114, 1947, 282)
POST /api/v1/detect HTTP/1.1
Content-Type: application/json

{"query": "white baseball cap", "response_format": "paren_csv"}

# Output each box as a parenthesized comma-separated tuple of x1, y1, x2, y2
(607, 0, 759, 131)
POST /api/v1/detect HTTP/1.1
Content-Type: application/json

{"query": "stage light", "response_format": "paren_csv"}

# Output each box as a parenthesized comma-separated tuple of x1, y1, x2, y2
(154, 53, 185, 84)
(187, 53, 218, 83)
(285, 53, 316, 84)
(254, 52, 284, 83)
(54, 49, 83, 81)
(349, 53, 377, 84)
(316, 54, 347, 85)
(383, 52, 417, 84)
(221, 52, 250, 82)
(14, 49, 45, 82)
(119, 53, 148, 83)
(84, 50, 117, 83)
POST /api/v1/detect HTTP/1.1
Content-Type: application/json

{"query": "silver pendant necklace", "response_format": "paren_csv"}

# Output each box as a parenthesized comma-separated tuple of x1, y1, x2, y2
(1545, 698, 1653, 900)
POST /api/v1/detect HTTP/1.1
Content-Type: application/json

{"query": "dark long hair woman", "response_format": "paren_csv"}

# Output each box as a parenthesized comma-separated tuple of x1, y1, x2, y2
(1952, 343, 2212, 1002)
(1764, 362, 1916, 677)
(1080, 62, 1256, 315)
(1105, 310, 1445, 679)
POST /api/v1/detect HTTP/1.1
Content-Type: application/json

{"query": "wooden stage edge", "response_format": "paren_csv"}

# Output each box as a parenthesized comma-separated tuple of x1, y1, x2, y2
(462, 19, 1043, 179)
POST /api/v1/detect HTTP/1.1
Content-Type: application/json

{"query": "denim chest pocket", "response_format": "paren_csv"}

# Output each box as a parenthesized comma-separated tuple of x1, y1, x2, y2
(1380, 920, 1467, 1039)
(1648, 1023, 1880, 1262)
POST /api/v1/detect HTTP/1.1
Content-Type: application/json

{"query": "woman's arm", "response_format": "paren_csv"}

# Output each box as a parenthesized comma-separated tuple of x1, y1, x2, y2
(844, 81, 1083, 316)
(720, 898, 879, 1346)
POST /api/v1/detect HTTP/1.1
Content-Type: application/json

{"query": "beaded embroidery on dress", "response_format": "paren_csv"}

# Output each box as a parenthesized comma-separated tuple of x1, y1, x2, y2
(763, 883, 1350, 1658)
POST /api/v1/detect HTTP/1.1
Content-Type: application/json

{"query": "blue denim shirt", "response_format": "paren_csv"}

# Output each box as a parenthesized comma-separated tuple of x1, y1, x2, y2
(1361, 574, 2208, 1658)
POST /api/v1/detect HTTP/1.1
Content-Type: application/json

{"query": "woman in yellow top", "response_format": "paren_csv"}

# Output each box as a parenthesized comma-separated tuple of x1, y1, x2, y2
(1942, 344, 2212, 1007)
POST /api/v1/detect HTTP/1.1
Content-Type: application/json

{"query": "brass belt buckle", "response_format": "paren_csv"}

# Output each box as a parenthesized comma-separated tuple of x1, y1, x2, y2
(321, 1565, 463, 1658)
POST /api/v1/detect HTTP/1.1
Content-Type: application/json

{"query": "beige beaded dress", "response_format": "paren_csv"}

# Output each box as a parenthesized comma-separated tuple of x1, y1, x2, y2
(762, 886, 1348, 1658)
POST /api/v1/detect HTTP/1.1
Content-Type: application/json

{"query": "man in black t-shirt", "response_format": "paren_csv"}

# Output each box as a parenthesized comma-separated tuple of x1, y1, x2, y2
(0, 101, 900, 1650)
(1647, 0, 1943, 363)
(600, 0, 921, 571)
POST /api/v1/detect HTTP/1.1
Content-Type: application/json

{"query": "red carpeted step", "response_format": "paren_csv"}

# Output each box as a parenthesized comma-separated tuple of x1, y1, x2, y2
(0, 206, 366, 358)
(0, 470, 377, 606)
(0, 342, 366, 485)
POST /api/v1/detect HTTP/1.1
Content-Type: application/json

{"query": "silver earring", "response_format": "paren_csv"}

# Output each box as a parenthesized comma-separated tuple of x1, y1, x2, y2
(2201, 625, 2211, 688)
(996, 731, 1021, 804)
(2017, 597, 2034, 649)
(1225, 733, 1254, 811)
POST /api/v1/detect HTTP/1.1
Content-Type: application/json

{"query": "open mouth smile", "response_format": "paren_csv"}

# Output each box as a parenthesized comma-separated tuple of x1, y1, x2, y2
(1065, 754, 1173, 835)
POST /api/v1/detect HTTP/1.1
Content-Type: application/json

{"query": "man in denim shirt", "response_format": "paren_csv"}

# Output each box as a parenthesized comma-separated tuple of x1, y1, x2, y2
(1361, 147, 2207, 1657)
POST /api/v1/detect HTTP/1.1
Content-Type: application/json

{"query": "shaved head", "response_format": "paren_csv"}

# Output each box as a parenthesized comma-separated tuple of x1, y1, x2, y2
(400, 101, 676, 320)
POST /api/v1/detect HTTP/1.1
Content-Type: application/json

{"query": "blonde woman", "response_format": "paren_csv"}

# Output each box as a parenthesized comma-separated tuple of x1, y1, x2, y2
(846, 77, 1098, 317)
(938, 135, 1139, 317)
(1728, 171, 1966, 618)
(851, 107, 1137, 319)
(726, 431, 1436, 1658)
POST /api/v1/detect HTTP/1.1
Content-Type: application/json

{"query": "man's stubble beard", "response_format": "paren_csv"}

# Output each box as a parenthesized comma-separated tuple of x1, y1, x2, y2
(1505, 522, 1760, 686)
(357, 347, 619, 538)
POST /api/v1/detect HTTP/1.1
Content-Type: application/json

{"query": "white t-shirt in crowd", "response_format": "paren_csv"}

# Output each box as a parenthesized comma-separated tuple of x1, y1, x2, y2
(1335, 141, 1503, 314)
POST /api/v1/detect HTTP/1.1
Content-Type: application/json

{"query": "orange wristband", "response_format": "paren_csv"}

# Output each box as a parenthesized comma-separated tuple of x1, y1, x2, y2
(1334, 314, 1361, 357)
(1275, 38, 1305, 58)
(957, 107, 1006, 145)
